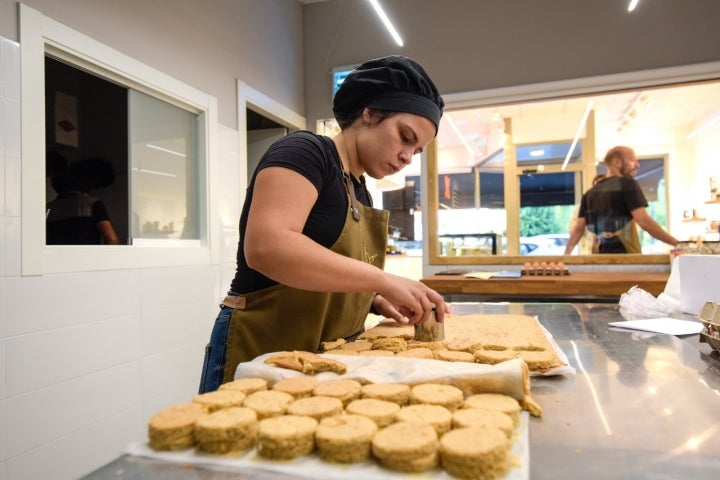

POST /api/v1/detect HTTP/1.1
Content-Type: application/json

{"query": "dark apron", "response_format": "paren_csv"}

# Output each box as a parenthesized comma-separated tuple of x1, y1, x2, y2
(220, 174, 388, 383)
(599, 219, 641, 254)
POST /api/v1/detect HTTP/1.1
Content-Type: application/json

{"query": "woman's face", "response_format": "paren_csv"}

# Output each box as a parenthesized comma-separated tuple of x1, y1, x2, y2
(356, 111, 437, 180)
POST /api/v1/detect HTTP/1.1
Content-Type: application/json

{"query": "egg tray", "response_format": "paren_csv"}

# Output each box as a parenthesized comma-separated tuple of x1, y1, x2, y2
(698, 301, 720, 352)
(521, 268, 570, 276)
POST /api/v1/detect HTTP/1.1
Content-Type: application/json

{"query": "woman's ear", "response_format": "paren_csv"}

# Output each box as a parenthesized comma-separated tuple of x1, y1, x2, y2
(362, 108, 373, 124)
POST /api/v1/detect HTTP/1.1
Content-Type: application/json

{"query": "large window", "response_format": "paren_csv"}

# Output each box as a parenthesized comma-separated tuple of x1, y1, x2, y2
(21, 4, 218, 274)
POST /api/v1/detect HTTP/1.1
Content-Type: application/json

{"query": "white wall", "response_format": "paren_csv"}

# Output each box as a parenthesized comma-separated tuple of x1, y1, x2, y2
(0, 32, 247, 478)
(0, 1, 297, 478)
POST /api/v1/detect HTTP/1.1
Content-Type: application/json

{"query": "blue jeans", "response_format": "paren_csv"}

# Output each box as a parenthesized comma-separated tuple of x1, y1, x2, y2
(198, 305, 233, 393)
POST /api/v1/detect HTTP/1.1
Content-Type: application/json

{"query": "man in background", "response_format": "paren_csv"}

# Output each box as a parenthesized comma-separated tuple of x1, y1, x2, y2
(564, 146, 678, 254)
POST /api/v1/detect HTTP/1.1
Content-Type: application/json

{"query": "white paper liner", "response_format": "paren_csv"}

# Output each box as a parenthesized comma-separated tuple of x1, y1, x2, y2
(126, 412, 529, 480)
(237, 354, 531, 400)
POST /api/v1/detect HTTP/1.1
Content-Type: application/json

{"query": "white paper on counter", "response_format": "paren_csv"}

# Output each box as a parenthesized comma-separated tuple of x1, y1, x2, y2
(608, 318, 704, 336)
(126, 412, 529, 480)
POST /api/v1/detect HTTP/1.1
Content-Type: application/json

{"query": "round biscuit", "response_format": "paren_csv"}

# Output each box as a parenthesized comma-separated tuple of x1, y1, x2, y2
(411, 383, 464, 411)
(396, 404, 453, 437)
(148, 403, 206, 451)
(271, 376, 319, 398)
(440, 427, 510, 480)
(242, 389, 294, 419)
(218, 377, 268, 394)
(257, 414, 318, 460)
(371, 421, 438, 460)
(345, 398, 400, 427)
(361, 383, 411, 405)
(315, 414, 378, 463)
(452, 408, 514, 438)
(286, 395, 343, 421)
(312, 379, 362, 405)
(194, 407, 258, 453)
(464, 393, 521, 426)
(192, 390, 246, 413)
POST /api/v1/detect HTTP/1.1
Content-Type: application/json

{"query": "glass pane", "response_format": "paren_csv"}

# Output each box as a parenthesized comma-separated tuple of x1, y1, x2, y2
(519, 172, 576, 256)
(435, 108, 507, 256)
(435, 171, 506, 256)
(129, 90, 199, 240)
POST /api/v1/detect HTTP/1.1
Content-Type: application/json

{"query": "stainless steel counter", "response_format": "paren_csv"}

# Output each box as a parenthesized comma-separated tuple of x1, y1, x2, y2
(81, 302, 720, 479)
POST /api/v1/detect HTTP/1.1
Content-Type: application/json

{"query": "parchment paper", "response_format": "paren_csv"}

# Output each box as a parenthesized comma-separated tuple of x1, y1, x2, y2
(236, 354, 531, 400)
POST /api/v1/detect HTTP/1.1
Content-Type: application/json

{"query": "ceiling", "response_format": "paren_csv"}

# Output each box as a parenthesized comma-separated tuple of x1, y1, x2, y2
(433, 78, 720, 174)
(299, 1, 720, 176)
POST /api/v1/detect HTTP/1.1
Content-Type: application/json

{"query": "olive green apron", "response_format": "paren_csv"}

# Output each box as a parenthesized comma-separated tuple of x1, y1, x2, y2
(221, 173, 388, 383)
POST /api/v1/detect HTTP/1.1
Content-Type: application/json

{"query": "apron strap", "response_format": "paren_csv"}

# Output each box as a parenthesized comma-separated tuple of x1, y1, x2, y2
(343, 173, 362, 221)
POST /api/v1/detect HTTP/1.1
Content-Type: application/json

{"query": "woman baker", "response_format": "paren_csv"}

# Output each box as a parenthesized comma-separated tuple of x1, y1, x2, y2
(199, 55, 449, 393)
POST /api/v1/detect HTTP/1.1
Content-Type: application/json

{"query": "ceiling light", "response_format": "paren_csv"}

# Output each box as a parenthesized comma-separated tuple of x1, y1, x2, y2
(529, 149, 545, 157)
(561, 100, 594, 171)
(367, 0, 404, 47)
(628, 0, 640, 12)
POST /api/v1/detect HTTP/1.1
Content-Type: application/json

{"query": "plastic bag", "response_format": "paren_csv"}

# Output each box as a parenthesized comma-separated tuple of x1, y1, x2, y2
(618, 285, 680, 320)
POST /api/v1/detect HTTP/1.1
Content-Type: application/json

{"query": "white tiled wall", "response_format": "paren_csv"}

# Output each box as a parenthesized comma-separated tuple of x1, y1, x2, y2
(1, 35, 20, 480)
(0, 34, 241, 479)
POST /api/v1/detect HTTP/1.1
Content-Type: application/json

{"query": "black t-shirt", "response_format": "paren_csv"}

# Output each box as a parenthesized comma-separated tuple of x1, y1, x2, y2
(578, 175, 647, 236)
(230, 131, 373, 294)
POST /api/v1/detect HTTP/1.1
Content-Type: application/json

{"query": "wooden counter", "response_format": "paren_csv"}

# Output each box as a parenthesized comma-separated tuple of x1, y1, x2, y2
(421, 271, 669, 300)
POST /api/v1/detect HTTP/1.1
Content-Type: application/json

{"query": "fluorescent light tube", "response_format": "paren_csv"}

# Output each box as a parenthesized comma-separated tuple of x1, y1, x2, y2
(367, 0, 404, 47)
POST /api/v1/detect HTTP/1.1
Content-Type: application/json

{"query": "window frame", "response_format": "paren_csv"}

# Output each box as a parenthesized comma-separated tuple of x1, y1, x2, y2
(20, 4, 219, 275)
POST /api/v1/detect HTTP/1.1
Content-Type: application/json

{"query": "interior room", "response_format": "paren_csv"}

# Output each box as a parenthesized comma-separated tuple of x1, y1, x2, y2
(2, 1, 720, 479)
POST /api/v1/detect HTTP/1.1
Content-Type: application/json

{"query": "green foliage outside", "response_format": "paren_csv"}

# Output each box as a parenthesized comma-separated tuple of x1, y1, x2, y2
(520, 205, 575, 237)
(519, 177, 669, 251)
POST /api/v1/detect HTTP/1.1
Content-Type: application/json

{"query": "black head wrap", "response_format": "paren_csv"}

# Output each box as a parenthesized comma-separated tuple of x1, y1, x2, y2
(332, 55, 444, 132)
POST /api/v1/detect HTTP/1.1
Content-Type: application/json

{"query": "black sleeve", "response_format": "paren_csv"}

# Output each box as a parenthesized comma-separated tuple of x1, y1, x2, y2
(622, 177, 648, 211)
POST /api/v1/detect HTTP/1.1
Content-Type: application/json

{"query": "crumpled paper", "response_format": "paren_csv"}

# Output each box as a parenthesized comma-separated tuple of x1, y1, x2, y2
(619, 285, 681, 320)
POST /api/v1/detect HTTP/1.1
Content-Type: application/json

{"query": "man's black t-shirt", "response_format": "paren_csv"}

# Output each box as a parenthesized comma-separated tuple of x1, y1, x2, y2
(579, 176, 647, 234)
(578, 176, 647, 253)
(230, 131, 372, 294)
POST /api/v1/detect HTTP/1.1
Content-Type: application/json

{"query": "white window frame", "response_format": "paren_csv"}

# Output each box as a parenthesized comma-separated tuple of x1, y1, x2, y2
(20, 4, 219, 275)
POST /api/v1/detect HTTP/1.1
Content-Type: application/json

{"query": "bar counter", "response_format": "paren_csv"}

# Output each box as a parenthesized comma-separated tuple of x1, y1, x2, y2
(82, 302, 720, 479)
(421, 271, 669, 301)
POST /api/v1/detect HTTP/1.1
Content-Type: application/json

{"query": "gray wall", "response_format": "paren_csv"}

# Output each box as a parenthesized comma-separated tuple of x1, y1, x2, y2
(303, 0, 720, 127)
(0, 0, 305, 129)
(5, 1, 719, 133)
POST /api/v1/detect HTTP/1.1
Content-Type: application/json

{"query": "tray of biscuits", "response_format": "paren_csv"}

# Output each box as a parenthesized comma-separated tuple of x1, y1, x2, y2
(132, 356, 533, 479)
